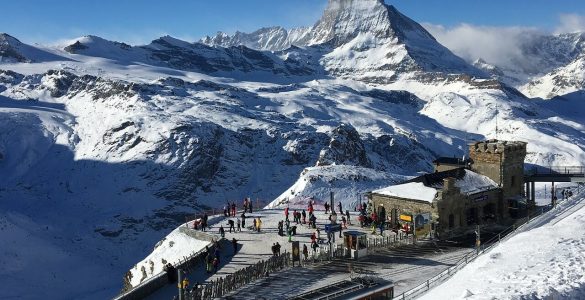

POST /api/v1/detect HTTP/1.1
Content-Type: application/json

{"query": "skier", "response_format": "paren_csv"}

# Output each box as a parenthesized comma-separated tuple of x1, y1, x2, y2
(302, 210, 307, 224)
(324, 202, 330, 214)
(241, 212, 246, 229)
(231, 202, 236, 217)
(310, 232, 317, 244)
(249, 200, 253, 213)
(237, 218, 241, 232)
(219, 225, 225, 238)
(337, 202, 343, 215)
(223, 204, 228, 217)
(303, 244, 309, 261)
(275, 242, 281, 255)
(285, 207, 289, 221)
(253, 218, 257, 231)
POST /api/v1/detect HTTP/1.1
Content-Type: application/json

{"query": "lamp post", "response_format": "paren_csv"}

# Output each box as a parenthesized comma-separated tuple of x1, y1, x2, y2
(329, 211, 337, 258)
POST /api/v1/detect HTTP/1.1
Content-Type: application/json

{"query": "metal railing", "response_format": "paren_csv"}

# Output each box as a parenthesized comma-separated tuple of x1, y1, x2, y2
(525, 166, 585, 176)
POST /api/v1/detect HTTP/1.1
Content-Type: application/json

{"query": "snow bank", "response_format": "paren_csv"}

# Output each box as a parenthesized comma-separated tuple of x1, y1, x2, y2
(420, 193, 585, 299)
(128, 225, 210, 287)
(267, 165, 407, 209)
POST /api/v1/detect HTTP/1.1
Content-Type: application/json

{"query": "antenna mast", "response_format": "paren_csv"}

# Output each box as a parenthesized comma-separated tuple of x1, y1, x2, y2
(495, 102, 499, 140)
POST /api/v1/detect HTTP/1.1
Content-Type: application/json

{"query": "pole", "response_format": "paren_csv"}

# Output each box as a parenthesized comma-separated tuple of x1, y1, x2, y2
(178, 268, 184, 300)
(475, 225, 481, 255)
(330, 191, 334, 212)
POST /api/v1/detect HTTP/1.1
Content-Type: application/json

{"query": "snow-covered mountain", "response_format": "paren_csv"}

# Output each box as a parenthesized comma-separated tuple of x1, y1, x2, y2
(457, 32, 585, 99)
(203, 0, 483, 83)
(0, 33, 68, 63)
(1, 0, 585, 299)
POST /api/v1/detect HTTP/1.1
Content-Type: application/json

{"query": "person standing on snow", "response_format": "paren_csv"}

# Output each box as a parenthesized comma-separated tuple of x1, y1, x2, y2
(303, 244, 309, 261)
(228, 219, 235, 233)
(219, 225, 225, 238)
(346, 210, 351, 225)
(337, 202, 343, 215)
(285, 207, 289, 221)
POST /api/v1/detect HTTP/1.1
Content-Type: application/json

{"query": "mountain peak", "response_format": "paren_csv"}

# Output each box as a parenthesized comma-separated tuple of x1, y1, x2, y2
(0, 33, 22, 45)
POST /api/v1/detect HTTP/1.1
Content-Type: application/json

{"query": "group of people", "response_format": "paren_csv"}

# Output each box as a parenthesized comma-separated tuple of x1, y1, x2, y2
(192, 213, 209, 232)
(284, 204, 317, 230)
(224, 202, 238, 217)
(223, 197, 256, 218)
(271, 242, 282, 256)
(204, 242, 223, 274)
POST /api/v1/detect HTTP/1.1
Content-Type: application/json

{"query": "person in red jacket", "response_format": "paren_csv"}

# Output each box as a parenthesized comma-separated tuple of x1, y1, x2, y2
(285, 207, 289, 221)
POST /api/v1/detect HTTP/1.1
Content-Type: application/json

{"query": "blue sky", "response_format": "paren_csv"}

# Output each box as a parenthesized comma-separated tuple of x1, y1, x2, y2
(2, 0, 585, 45)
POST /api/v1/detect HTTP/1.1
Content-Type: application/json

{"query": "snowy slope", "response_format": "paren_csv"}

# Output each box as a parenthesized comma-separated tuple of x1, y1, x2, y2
(420, 192, 585, 299)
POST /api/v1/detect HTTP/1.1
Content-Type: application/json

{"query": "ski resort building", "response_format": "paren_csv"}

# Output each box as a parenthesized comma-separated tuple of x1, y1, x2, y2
(369, 140, 527, 236)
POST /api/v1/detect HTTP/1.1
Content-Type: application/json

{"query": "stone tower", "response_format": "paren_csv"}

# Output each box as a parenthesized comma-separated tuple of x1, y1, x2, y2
(468, 140, 527, 199)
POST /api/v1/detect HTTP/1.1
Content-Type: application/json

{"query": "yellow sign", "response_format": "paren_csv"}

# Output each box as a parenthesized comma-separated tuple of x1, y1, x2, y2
(399, 214, 412, 222)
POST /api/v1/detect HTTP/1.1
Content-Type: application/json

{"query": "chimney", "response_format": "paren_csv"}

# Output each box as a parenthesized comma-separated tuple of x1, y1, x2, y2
(443, 177, 455, 192)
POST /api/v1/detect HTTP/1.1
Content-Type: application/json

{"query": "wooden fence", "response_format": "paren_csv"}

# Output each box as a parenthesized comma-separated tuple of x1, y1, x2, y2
(184, 252, 292, 299)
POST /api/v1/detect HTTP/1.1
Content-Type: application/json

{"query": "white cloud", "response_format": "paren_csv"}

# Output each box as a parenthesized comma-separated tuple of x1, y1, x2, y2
(555, 14, 585, 34)
(422, 14, 585, 71)
(423, 23, 541, 70)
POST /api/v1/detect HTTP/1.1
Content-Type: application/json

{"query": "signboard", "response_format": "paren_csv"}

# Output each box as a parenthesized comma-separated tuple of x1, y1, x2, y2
(414, 213, 432, 237)
(399, 214, 412, 222)
(415, 213, 431, 229)
(292, 241, 300, 262)
(325, 224, 341, 233)
(472, 194, 489, 203)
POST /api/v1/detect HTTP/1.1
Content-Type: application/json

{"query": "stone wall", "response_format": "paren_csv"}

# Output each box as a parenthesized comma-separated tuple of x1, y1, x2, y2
(370, 193, 437, 223)
(469, 140, 526, 199)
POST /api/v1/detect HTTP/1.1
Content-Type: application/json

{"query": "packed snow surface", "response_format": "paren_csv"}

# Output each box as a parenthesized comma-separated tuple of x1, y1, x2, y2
(128, 225, 210, 287)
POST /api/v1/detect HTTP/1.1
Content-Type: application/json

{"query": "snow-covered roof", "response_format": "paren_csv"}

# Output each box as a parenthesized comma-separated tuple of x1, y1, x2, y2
(450, 170, 499, 195)
(372, 169, 499, 202)
(373, 182, 438, 203)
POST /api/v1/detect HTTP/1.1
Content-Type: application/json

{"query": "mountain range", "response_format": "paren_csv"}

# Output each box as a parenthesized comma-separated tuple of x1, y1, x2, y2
(1, 0, 585, 298)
